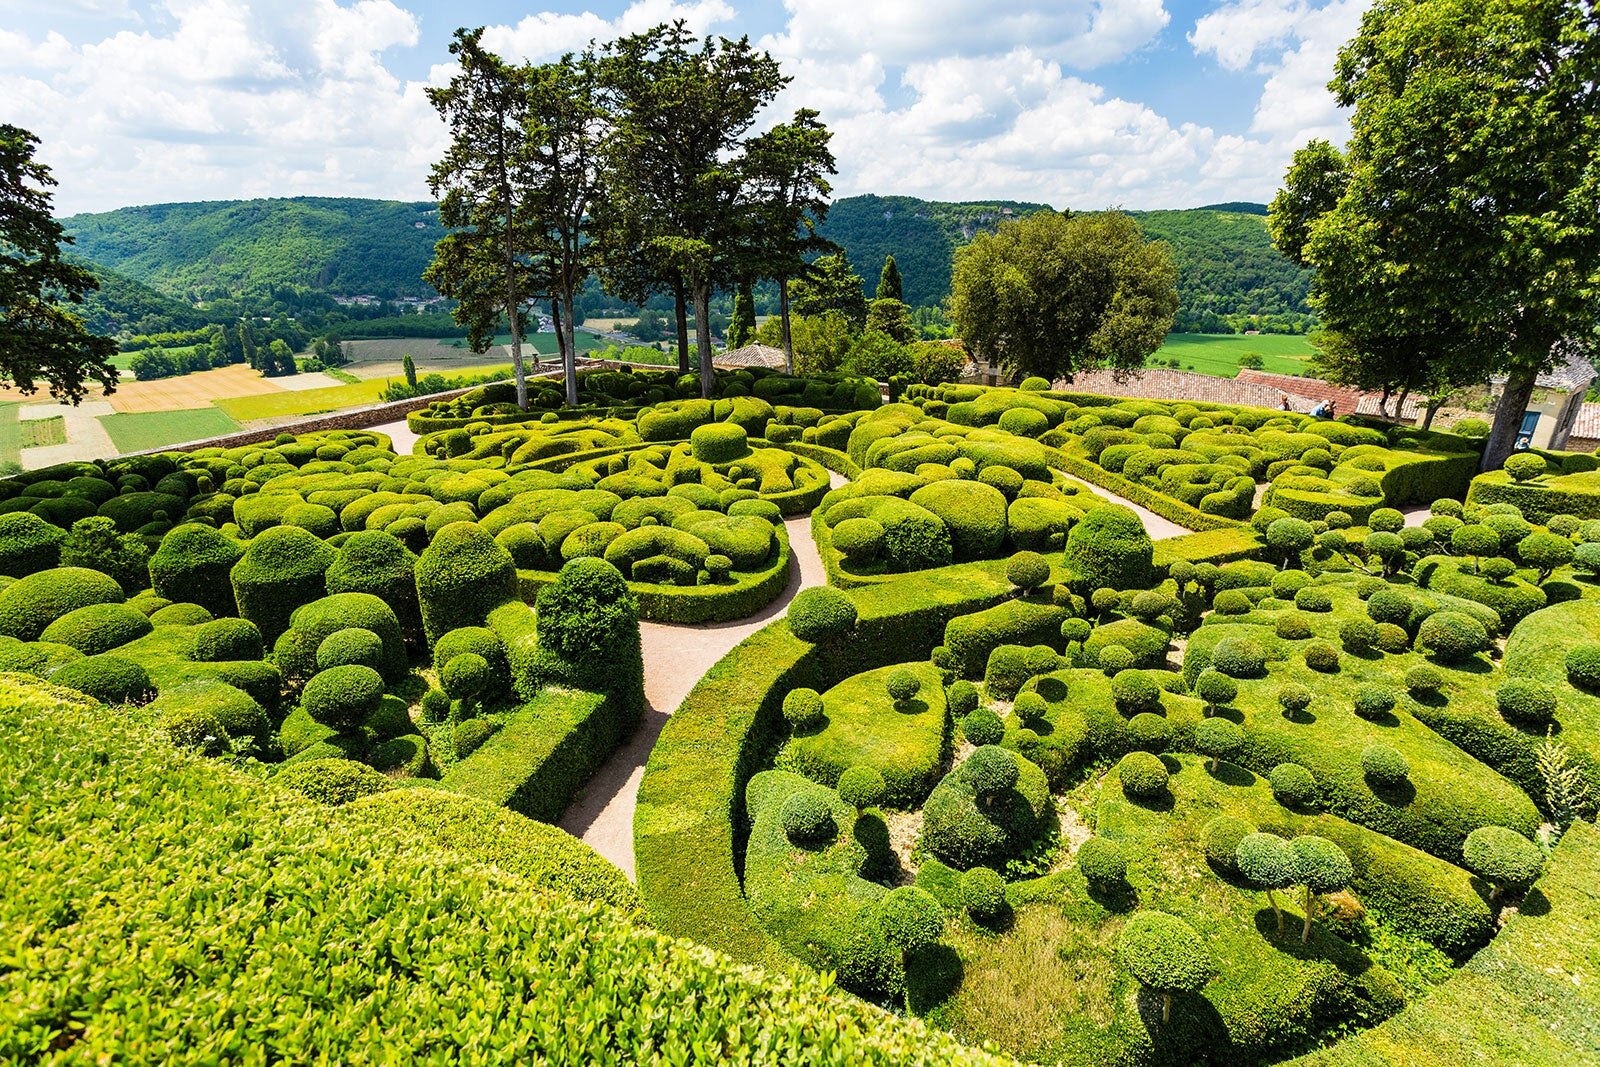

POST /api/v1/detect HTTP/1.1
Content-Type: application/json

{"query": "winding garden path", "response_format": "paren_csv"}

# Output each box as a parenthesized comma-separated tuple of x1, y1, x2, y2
(557, 499, 835, 878)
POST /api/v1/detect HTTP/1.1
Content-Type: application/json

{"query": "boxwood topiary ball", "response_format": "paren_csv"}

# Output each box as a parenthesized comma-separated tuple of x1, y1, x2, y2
(787, 586, 857, 642)
(1303, 640, 1341, 672)
(161, 705, 232, 758)
(948, 679, 980, 717)
(1126, 712, 1172, 753)
(1406, 664, 1445, 697)
(832, 517, 885, 565)
(1416, 611, 1489, 664)
(1112, 669, 1163, 715)
(1275, 612, 1313, 640)
(1118, 751, 1169, 799)
(782, 687, 825, 731)
(440, 652, 489, 701)
(1269, 762, 1317, 807)
(1277, 683, 1313, 716)
(877, 885, 946, 953)
(959, 866, 1007, 922)
(1006, 550, 1051, 592)
(1462, 825, 1544, 894)
(690, 423, 752, 465)
(1194, 668, 1237, 709)
(1353, 684, 1398, 720)
(1210, 636, 1266, 678)
(1565, 644, 1600, 690)
(302, 664, 384, 731)
(1496, 679, 1558, 724)
(39, 601, 152, 655)
(961, 708, 1005, 746)
(316, 627, 386, 673)
(1115, 911, 1213, 1007)
(1077, 837, 1127, 886)
(1212, 589, 1252, 616)
(1236, 831, 1297, 889)
(451, 718, 496, 759)
(273, 757, 394, 807)
(1202, 815, 1253, 873)
(837, 765, 886, 811)
(965, 745, 1020, 796)
(1362, 744, 1410, 787)
(886, 668, 922, 704)
(1291, 835, 1353, 895)
(780, 787, 835, 844)
(1013, 690, 1049, 726)
(1098, 644, 1135, 676)
(50, 654, 152, 705)
(1375, 623, 1411, 654)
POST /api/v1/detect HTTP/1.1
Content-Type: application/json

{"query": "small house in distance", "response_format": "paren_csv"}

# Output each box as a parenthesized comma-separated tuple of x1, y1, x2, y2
(714, 343, 788, 372)
(1494, 342, 1596, 451)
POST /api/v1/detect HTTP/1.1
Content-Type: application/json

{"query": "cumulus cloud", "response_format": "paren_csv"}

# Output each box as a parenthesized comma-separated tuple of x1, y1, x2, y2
(481, 0, 734, 63)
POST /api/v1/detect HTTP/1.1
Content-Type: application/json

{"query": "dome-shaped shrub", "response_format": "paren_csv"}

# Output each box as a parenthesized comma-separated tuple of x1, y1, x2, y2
(39, 602, 151, 655)
(1406, 664, 1445, 697)
(780, 787, 835, 844)
(1416, 611, 1489, 664)
(230, 526, 337, 645)
(1202, 815, 1253, 873)
(1194, 716, 1244, 771)
(1303, 640, 1340, 672)
(414, 522, 517, 644)
(1212, 589, 1252, 615)
(316, 627, 386, 673)
(961, 707, 1004, 746)
(1566, 644, 1600, 690)
(1374, 622, 1411, 654)
(1112, 669, 1162, 715)
(1210, 636, 1266, 678)
(1366, 587, 1413, 626)
(1362, 744, 1410, 788)
(1277, 682, 1314, 717)
(1115, 911, 1213, 1023)
(1496, 679, 1558, 724)
(161, 705, 233, 758)
(1006, 550, 1051, 593)
(273, 758, 394, 806)
(1127, 711, 1172, 753)
(532, 558, 640, 694)
(441, 652, 489, 701)
(50, 654, 152, 705)
(837, 765, 886, 811)
(877, 885, 946, 955)
(0, 512, 65, 577)
(1064, 505, 1153, 592)
(0, 566, 124, 641)
(1275, 612, 1313, 640)
(787, 586, 857, 642)
(1339, 617, 1381, 655)
(965, 745, 1020, 796)
(959, 866, 1007, 922)
(690, 423, 751, 464)
(1118, 751, 1169, 799)
(948, 679, 979, 717)
(1462, 825, 1544, 902)
(301, 664, 384, 731)
(1098, 644, 1135, 676)
(1353, 684, 1398, 720)
(452, 718, 496, 759)
(323, 530, 420, 634)
(288, 593, 408, 683)
(1193, 668, 1237, 712)
(1077, 837, 1128, 887)
(1269, 762, 1317, 807)
(1013, 690, 1048, 726)
(886, 668, 922, 705)
(782, 687, 825, 731)
(832, 517, 885, 565)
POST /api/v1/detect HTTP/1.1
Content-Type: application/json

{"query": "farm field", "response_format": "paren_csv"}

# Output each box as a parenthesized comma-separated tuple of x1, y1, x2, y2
(0, 403, 18, 467)
(100, 406, 241, 453)
(215, 378, 391, 422)
(1151, 332, 1316, 377)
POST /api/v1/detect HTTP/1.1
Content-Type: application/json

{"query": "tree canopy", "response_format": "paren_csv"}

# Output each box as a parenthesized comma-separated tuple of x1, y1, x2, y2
(0, 125, 118, 403)
(949, 211, 1178, 384)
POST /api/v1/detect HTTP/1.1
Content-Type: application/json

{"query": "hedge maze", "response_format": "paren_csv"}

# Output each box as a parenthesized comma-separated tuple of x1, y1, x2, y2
(4, 366, 1600, 1064)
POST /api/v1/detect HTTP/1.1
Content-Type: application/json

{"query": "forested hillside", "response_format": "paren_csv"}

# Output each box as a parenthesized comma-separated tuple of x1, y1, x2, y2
(61, 197, 441, 299)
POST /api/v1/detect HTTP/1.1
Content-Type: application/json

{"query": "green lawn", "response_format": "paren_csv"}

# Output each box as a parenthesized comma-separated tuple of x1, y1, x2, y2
(19, 415, 66, 449)
(1151, 333, 1316, 377)
(100, 407, 242, 453)
(215, 380, 390, 422)
(0, 403, 19, 467)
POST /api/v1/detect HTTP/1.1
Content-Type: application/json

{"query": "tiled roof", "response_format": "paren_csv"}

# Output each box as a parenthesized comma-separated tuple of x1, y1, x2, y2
(713, 343, 788, 370)
(1490, 339, 1597, 393)
(1235, 370, 1367, 413)
(1063, 368, 1297, 410)
(1572, 402, 1600, 443)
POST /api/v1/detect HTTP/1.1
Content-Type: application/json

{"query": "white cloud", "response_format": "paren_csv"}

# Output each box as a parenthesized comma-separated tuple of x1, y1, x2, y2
(481, 0, 735, 63)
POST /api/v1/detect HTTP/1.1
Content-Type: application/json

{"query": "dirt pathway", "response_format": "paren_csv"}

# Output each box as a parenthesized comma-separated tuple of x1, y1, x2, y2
(368, 417, 421, 456)
(558, 504, 833, 878)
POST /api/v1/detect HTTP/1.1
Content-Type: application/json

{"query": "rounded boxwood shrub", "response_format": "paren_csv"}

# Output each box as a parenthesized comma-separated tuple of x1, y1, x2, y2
(302, 664, 384, 731)
(948, 679, 979, 717)
(323, 530, 420, 634)
(832, 517, 885, 565)
(1362, 744, 1411, 788)
(1503, 452, 1548, 482)
(780, 787, 835, 844)
(531, 558, 640, 693)
(1366, 587, 1413, 627)
(1194, 716, 1244, 770)
(966, 745, 1020, 796)
(690, 423, 751, 464)
(1303, 640, 1341, 672)
(1462, 825, 1544, 902)
(39, 602, 151, 655)
(1479, 556, 1517, 582)
(959, 866, 1007, 922)
(1237, 832, 1297, 896)
(1275, 612, 1313, 640)
(185, 617, 264, 663)
(1126, 711, 1172, 753)
(787, 586, 857, 642)
(289, 593, 409, 684)
(1202, 815, 1253, 873)
(1116, 911, 1214, 1023)
(1340, 617, 1381, 655)
(1112, 669, 1163, 715)
(1210, 636, 1266, 678)
(1193, 668, 1237, 712)
(273, 757, 394, 807)
(1212, 589, 1252, 616)
(0, 511, 65, 577)
(1277, 682, 1313, 718)
(886, 668, 922, 706)
(1118, 751, 1169, 799)
(1374, 622, 1411, 654)
(1006, 550, 1051, 593)
(1406, 664, 1445, 697)
(1354, 576, 1387, 600)
(1496, 679, 1558, 724)
(1416, 611, 1489, 664)
(150, 602, 210, 627)
(1566, 644, 1600, 690)
(161, 705, 233, 758)
(961, 707, 1004, 746)
(451, 717, 496, 759)
(370, 734, 429, 777)
(1098, 644, 1135, 676)
(877, 885, 946, 955)
(1353, 684, 1398, 720)
(441, 652, 489, 701)
(1077, 837, 1128, 887)
(837, 765, 886, 811)
(316, 627, 386, 673)
(1064, 505, 1153, 592)
(0, 566, 125, 642)
(1269, 762, 1317, 807)
(50, 654, 152, 705)
(1013, 691, 1049, 727)
(230, 526, 338, 645)
(1271, 570, 1312, 600)
(414, 522, 517, 645)
(782, 687, 825, 731)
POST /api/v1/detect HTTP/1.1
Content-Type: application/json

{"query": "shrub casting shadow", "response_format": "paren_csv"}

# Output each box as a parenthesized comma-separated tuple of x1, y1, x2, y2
(1123, 788, 1175, 813)
(1207, 761, 1257, 788)
(905, 944, 964, 1014)
(895, 697, 930, 716)
(1133, 987, 1232, 1056)
(1035, 676, 1070, 703)
(853, 813, 896, 879)
(1085, 879, 1138, 913)
(1367, 778, 1416, 806)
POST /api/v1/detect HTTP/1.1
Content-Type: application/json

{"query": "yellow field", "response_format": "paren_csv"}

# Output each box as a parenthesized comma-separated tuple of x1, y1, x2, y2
(216, 379, 390, 422)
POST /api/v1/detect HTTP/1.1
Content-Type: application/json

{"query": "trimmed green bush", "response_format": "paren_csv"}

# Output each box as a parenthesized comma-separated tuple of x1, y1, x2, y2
(1210, 636, 1267, 678)
(1112, 669, 1163, 715)
(782, 687, 825, 731)
(0, 511, 65, 577)
(1462, 825, 1544, 903)
(50, 654, 152, 705)
(1496, 678, 1558, 724)
(1194, 716, 1244, 771)
(302, 665, 385, 732)
(780, 787, 835, 844)
(0, 566, 124, 641)
(1202, 814, 1253, 873)
(1353, 684, 1399, 721)
(966, 745, 1020, 796)
(323, 530, 421, 635)
(414, 522, 517, 645)
(1362, 745, 1411, 788)
(877, 885, 945, 957)
(273, 757, 395, 806)
(1406, 664, 1446, 697)
(885, 668, 921, 705)
(1077, 837, 1128, 887)
(1270, 762, 1317, 807)
(1005, 550, 1051, 593)
(1237, 831, 1297, 935)
(837, 765, 887, 811)
(948, 679, 979, 716)
(961, 708, 1004, 746)
(316, 627, 386, 673)
(1115, 911, 1213, 1023)
(288, 593, 408, 683)
(1566, 644, 1600, 690)
(442, 653, 489, 701)
(1063, 505, 1153, 592)
(1290, 835, 1354, 942)
(1194, 668, 1237, 713)
(832, 517, 885, 565)
(788, 586, 858, 642)
(1304, 640, 1341, 672)
(690, 423, 752, 464)
(1118, 751, 1169, 799)
(231, 526, 338, 645)
(959, 866, 1007, 922)
(39, 602, 151, 655)
(160, 705, 232, 757)
(1340, 617, 1381, 655)
(1417, 611, 1490, 665)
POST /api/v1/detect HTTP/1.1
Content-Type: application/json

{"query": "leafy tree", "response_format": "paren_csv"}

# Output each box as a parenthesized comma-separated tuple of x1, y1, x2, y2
(1115, 911, 1214, 1023)
(1289, 835, 1353, 943)
(726, 281, 756, 349)
(1270, 0, 1600, 470)
(740, 108, 837, 372)
(752, 309, 853, 373)
(0, 125, 119, 402)
(949, 211, 1177, 383)
(866, 297, 916, 343)
(875, 254, 903, 301)
(402, 353, 417, 389)
(265, 338, 297, 377)
(842, 330, 910, 379)
(1237, 832, 1296, 936)
(599, 22, 786, 396)
(425, 28, 540, 409)
(790, 252, 868, 327)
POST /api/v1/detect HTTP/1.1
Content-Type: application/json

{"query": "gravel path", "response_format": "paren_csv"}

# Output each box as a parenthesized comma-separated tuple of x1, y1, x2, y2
(1059, 473, 1191, 541)
(557, 508, 830, 878)
(368, 417, 421, 456)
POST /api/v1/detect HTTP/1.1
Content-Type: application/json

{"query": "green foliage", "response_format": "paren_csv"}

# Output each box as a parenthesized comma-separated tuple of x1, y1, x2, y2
(1076, 837, 1128, 886)
(0, 565, 124, 641)
(273, 757, 396, 806)
(1416, 610, 1489, 665)
(1202, 814, 1253, 873)
(1063, 505, 1153, 593)
(780, 787, 836, 844)
(1115, 910, 1214, 1021)
(877, 885, 945, 954)
(1117, 750, 1169, 799)
(1362, 744, 1411, 788)
(59, 516, 148, 594)
(415, 521, 517, 644)
(1270, 763, 1318, 807)
(1462, 825, 1544, 897)
(1496, 678, 1559, 725)
(837, 765, 886, 811)
(302, 664, 384, 731)
(0, 511, 65, 577)
(788, 585, 858, 641)
(230, 526, 337, 644)
(783, 687, 824, 731)
(1005, 550, 1050, 592)
(959, 865, 1007, 923)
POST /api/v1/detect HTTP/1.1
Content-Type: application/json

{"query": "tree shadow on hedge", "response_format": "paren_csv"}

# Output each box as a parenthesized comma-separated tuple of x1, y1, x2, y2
(1206, 761, 1257, 788)
(1085, 878, 1137, 913)
(1132, 987, 1233, 1058)
(1251, 909, 1373, 973)
(1367, 778, 1416, 807)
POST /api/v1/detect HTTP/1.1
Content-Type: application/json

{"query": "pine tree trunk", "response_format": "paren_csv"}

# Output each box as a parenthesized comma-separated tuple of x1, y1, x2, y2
(673, 276, 690, 375)
(779, 277, 794, 374)
(551, 299, 564, 373)
(694, 282, 715, 400)
(1483, 363, 1540, 471)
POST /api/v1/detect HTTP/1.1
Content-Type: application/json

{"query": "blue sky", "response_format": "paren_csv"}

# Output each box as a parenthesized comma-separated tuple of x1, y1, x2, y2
(0, 0, 1367, 216)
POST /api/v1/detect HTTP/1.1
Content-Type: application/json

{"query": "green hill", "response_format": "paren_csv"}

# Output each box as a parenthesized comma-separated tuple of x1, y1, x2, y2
(61, 197, 442, 299)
